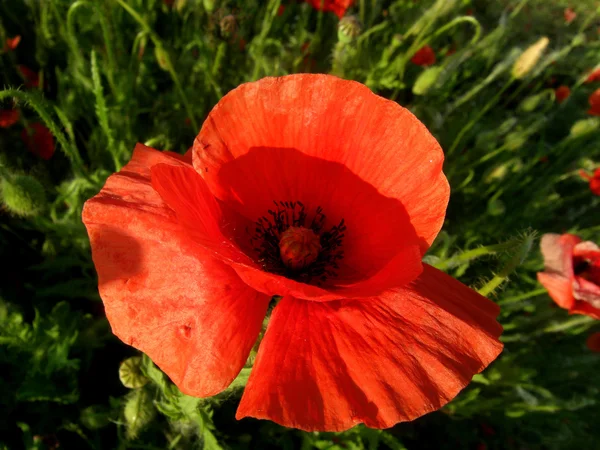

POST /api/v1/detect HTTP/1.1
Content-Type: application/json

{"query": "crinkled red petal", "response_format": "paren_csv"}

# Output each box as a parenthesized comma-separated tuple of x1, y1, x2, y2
(236, 264, 503, 431)
(83, 144, 271, 396)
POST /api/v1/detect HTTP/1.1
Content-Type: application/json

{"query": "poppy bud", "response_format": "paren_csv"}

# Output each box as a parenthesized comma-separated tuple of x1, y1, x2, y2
(124, 388, 156, 440)
(338, 16, 362, 44)
(413, 66, 443, 95)
(119, 356, 149, 389)
(487, 198, 506, 216)
(519, 92, 551, 112)
(279, 226, 321, 270)
(1, 174, 46, 217)
(154, 46, 170, 71)
(504, 131, 527, 150)
(220, 15, 237, 39)
(81, 405, 111, 430)
(570, 118, 599, 137)
(512, 37, 549, 79)
(203, 0, 216, 12)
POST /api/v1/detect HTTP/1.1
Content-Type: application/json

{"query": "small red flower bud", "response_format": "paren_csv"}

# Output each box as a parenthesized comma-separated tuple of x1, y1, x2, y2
(279, 226, 321, 270)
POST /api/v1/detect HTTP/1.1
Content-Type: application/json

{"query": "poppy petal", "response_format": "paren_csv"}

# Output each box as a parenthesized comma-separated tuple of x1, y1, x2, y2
(83, 144, 271, 396)
(237, 264, 502, 431)
(537, 272, 574, 310)
(194, 74, 449, 255)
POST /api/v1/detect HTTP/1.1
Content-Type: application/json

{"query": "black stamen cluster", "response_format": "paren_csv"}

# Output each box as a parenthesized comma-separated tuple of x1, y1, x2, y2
(249, 201, 346, 283)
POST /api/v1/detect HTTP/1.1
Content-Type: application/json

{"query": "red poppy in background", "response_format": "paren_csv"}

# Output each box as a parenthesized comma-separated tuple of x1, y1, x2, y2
(588, 88, 600, 115)
(587, 332, 600, 352)
(585, 68, 600, 83)
(83, 74, 503, 432)
(3, 35, 21, 51)
(21, 122, 55, 160)
(17, 65, 40, 88)
(0, 109, 19, 128)
(411, 45, 436, 66)
(554, 85, 570, 103)
(538, 233, 600, 320)
(579, 168, 600, 195)
(564, 8, 576, 24)
(304, 0, 353, 19)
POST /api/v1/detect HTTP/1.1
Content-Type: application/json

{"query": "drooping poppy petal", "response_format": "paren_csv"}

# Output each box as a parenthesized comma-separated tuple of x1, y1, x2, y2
(0, 109, 19, 128)
(411, 45, 436, 66)
(83, 144, 271, 396)
(586, 332, 600, 352)
(588, 88, 600, 116)
(17, 65, 40, 88)
(3, 35, 21, 51)
(237, 264, 502, 431)
(193, 75, 449, 257)
(21, 122, 54, 160)
(554, 85, 570, 103)
(303, 0, 353, 18)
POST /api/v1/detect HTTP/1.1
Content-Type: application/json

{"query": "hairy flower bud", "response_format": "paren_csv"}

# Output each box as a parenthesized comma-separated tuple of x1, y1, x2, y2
(512, 37, 549, 79)
(1, 174, 46, 217)
(124, 389, 155, 440)
(413, 66, 443, 95)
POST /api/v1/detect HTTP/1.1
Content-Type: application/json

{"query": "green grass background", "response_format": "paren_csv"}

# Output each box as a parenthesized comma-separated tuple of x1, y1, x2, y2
(1, 0, 600, 448)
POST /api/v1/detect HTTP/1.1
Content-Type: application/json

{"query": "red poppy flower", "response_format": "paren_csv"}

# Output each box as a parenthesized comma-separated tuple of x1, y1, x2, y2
(564, 7, 576, 24)
(586, 332, 600, 352)
(3, 35, 21, 51)
(17, 65, 40, 88)
(82, 74, 503, 431)
(585, 68, 600, 83)
(588, 88, 600, 116)
(538, 233, 600, 319)
(411, 45, 436, 66)
(303, 0, 353, 19)
(277, 4, 285, 16)
(0, 109, 19, 128)
(554, 85, 570, 103)
(21, 122, 55, 160)
(580, 168, 600, 195)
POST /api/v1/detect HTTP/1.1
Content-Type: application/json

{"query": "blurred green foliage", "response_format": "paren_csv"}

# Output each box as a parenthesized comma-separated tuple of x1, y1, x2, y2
(1, 0, 600, 448)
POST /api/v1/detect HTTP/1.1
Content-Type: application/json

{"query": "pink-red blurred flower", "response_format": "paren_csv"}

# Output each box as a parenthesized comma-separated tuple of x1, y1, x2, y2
(411, 45, 436, 66)
(303, 0, 353, 18)
(538, 233, 600, 319)
(3, 35, 21, 51)
(586, 332, 600, 352)
(588, 88, 600, 116)
(21, 122, 55, 160)
(564, 8, 576, 24)
(585, 68, 600, 84)
(555, 85, 570, 103)
(0, 109, 19, 128)
(17, 65, 40, 88)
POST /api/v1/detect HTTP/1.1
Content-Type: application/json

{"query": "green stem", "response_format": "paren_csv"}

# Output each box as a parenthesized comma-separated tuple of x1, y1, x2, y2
(114, 0, 198, 130)
(498, 288, 547, 305)
(434, 237, 525, 271)
(447, 79, 512, 155)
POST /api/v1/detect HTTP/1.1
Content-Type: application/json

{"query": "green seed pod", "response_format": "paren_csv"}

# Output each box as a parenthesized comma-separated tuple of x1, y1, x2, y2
(338, 16, 362, 44)
(119, 356, 149, 389)
(487, 198, 506, 216)
(570, 118, 599, 137)
(124, 389, 156, 440)
(81, 405, 111, 430)
(413, 66, 443, 95)
(1, 174, 46, 217)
